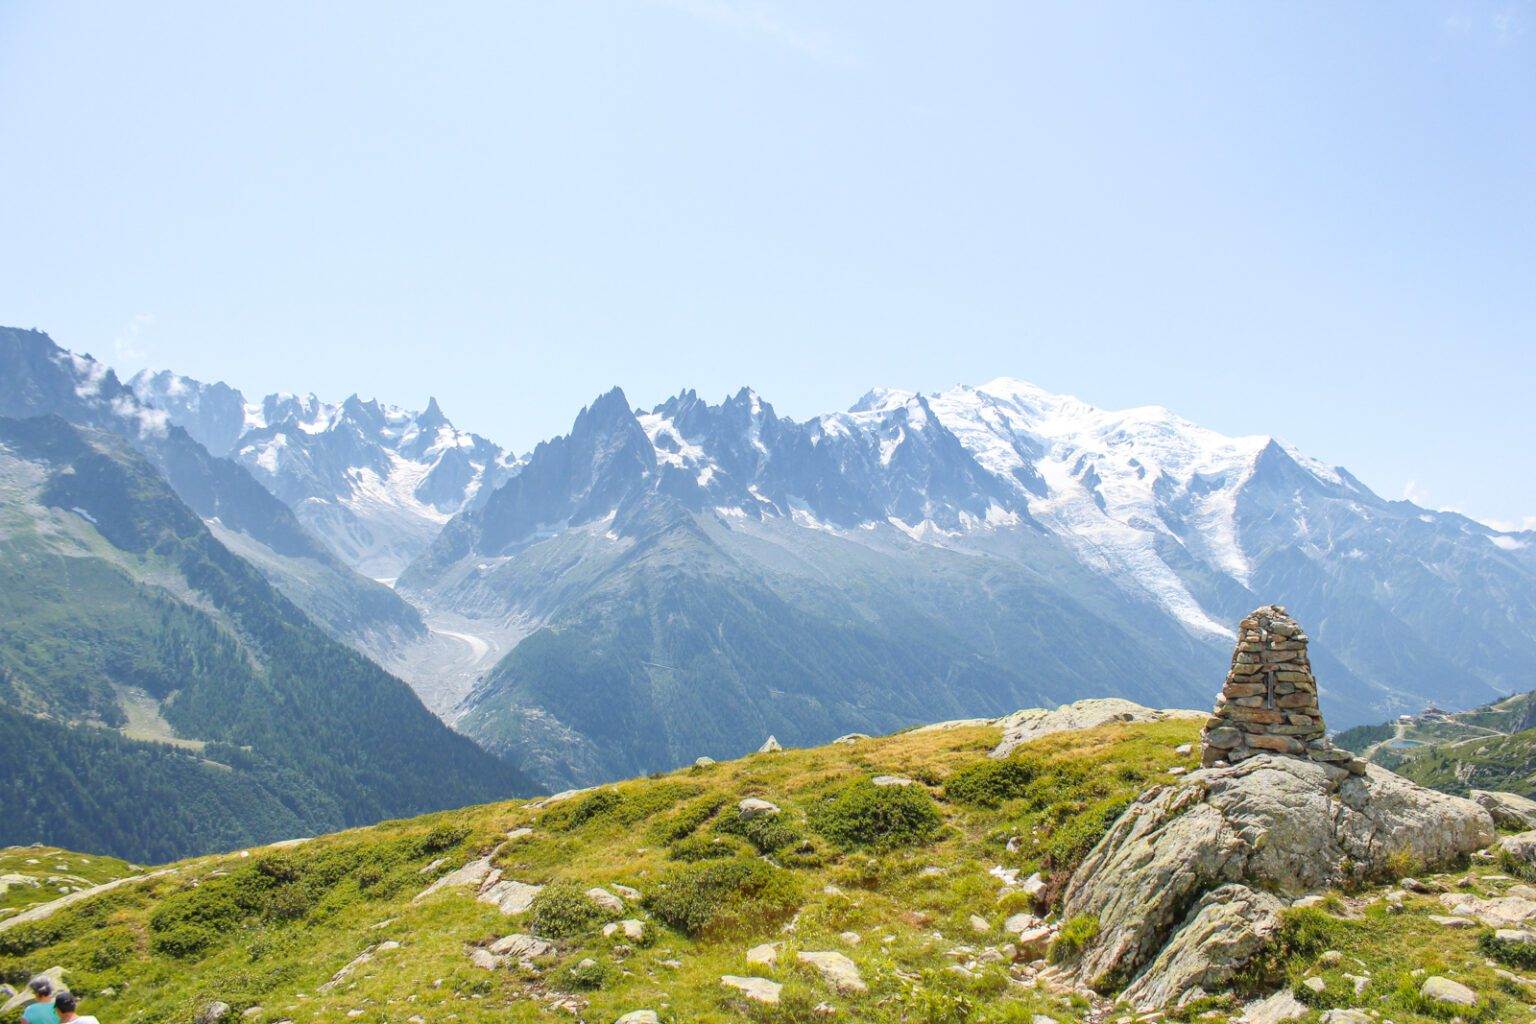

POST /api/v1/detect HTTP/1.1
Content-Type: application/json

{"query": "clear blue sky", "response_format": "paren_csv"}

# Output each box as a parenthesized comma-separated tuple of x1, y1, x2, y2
(2, 2, 1532, 527)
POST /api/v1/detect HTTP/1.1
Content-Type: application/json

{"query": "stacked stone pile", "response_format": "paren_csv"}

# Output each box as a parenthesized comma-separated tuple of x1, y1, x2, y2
(1200, 604, 1365, 774)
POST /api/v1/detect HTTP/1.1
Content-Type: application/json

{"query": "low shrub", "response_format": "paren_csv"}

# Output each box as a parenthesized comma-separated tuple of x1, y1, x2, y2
(668, 834, 749, 862)
(649, 794, 728, 844)
(1481, 928, 1536, 969)
(945, 758, 1041, 807)
(528, 881, 611, 938)
(1046, 914, 1100, 964)
(559, 957, 609, 990)
(717, 812, 804, 854)
(811, 781, 943, 850)
(645, 858, 801, 937)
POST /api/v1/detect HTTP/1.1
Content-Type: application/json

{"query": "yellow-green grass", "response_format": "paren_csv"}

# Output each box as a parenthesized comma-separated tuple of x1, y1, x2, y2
(3, 718, 1529, 1024)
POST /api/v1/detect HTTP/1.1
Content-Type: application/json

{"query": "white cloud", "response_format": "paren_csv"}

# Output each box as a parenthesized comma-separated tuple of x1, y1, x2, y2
(1479, 514, 1536, 534)
(113, 312, 156, 364)
(652, 0, 860, 67)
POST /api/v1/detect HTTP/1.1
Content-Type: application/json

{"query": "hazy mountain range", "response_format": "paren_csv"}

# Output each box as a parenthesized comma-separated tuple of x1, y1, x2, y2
(4, 325, 1533, 798)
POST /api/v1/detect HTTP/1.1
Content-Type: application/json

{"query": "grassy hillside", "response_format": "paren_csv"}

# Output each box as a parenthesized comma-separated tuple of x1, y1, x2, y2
(1338, 690, 1536, 798)
(2, 719, 1530, 1024)
(0, 416, 526, 861)
(0, 847, 135, 921)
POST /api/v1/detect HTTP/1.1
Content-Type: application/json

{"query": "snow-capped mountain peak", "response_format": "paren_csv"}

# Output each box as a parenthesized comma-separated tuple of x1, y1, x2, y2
(130, 370, 519, 578)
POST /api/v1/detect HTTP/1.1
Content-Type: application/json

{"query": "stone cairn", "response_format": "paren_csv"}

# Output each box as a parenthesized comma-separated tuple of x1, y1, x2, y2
(1200, 604, 1365, 774)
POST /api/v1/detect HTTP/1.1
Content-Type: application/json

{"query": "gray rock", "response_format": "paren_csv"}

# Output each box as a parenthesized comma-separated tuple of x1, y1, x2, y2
(1419, 975, 1477, 1007)
(738, 798, 781, 819)
(1062, 753, 1494, 999)
(991, 699, 1204, 759)
(721, 975, 782, 1004)
(614, 1013, 659, 1024)
(196, 1003, 231, 1024)
(1437, 891, 1536, 927)
(694, 756, 716, 767)
(602, 919, 646, 942)
(1236, 990, 1307, 1024)
(871, 775, 914, 787)
(489, 933, 553, 959)
(1121, 883, 1287, 1010)
(796, 950, 867, 993)
(757, 736, 782, 753)
(745, 941, 782, 966)
(1499, 829, 1536, 866)
(834, 733, 871, 744)
(1473, 789, 1536, 830)
(586, 886, 624, 913)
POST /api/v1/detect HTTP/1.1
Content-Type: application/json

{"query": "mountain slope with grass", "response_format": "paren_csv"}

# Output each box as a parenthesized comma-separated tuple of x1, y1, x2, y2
(0, 414, 527, 862)
(0, 327, 424, 652)
(3, 715, 1531, 1024)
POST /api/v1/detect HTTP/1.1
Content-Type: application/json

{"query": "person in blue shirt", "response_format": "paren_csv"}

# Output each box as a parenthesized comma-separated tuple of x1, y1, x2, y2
(21, 976, 59, 1024)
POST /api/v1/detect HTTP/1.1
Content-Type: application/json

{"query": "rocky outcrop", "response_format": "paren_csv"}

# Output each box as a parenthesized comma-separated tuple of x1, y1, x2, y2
(1474, 789, 1536, 830)
(992, 699, 1203, 759)
(1121, 884, 1285, 1009)
(1062, 753, 1494, 1007)
(1200, 606, 1363, 774)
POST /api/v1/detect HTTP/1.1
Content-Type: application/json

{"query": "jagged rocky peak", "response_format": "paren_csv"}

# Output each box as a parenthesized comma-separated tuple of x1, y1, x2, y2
(1200, 604, 1366, 775)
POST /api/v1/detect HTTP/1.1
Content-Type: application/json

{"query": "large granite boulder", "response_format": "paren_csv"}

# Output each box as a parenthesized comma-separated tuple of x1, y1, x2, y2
(1062, 754, 1494, 1007)
(1473, 789, 1536, 831)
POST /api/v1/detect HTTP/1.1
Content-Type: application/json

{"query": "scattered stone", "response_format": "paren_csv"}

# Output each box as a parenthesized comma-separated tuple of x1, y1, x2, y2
(1174, 743, 1193, 755)
(1419, 975, 1476, 1007)
(196, 1003, 231, 1024)
(1234, 988, 1308, 1019)
(319, 942, 400, 992)
(488, 933, 553, 959)
(1021, 872, 1046, 897)
(722, 975, 782, 1003)
(1499, 830, 1536, 867)
(796, 950, 867, 993)
(834, 733, 870, 744)
(506, 827, 533, 842)
(586, 887, 624, 913)
(468, 948, 499, 971)
(1318, 1011, 1371, 1024)
(757, 736, 783, 754)
(1014, 923, 1054, 960)
(1437, 891, 1536, 928)
(612, 884, 641, 901)
(746, 942, 782, 966)
(1428, 915, 1477, 928)
(871, 775, 914, 787)
(738, 798, 781, 819)
(694, 756, 716, 767)
(478, 876, 542, 915)
(1300, 977, 1326, 994)
(602, 919, 646, 942)
(1318, 950, 1343, 966)
(614, 1012, 659, 1024)
(970, 914, 991, 933)
(1004, 911, 1040, 934)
